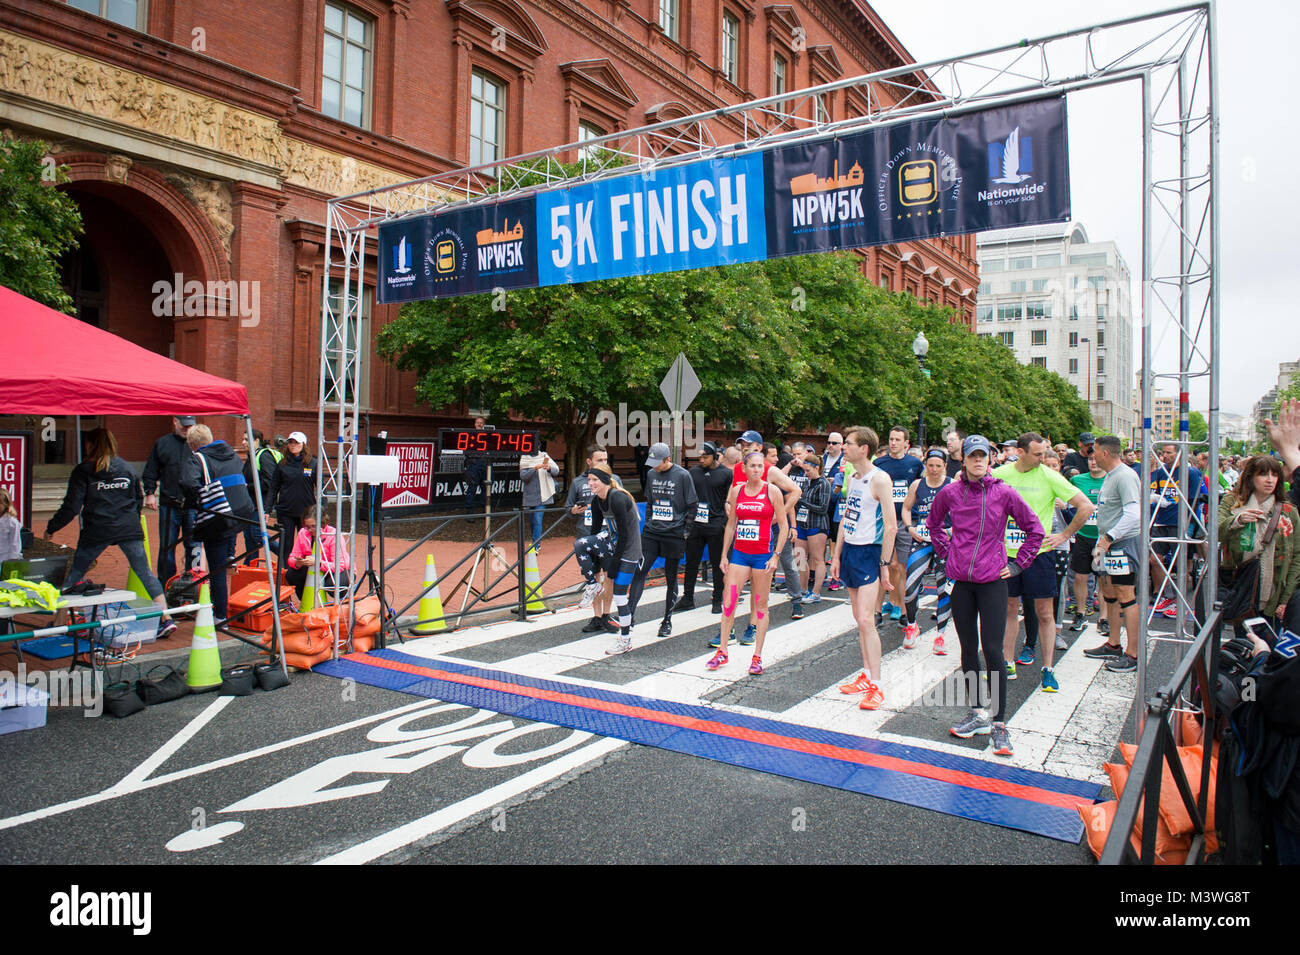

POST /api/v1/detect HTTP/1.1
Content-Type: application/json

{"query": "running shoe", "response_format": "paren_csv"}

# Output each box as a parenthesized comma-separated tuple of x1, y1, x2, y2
(990, 723, 1014, 756)
(804, 592, 822, 604)
(827, 580, 843, 592)
(156, 619, 179, 640)
(840, 671, 874, 694)
(1162, 603, 1180, 619)
(657, 619, 672, 638)
(950, 708, 992, 738)
(1065, 600, 1078, 615)
(932, 632, 947, 656)
(1083, 640, 1123, 659)
(711, 599, 723, 614)
(748, 654, 764, 675)
(604, 614, 621, 632)
(739, 624, 756, 646)
(709, 630, 725, 649)
(1006, 661, 1017, 681)
(1069, 612, 1085, 632)
(902, 623, 920, 649)
(1015, 646, 1035, 667)
(888, 604, 903, 622)
(579, 581, 603, 610)
(1041, 668, 1059, 693)
(706, 649, 729, 671)
(581, 616, 606, 633)
(874, 611, 884, 628)
(1099, 617, 1110, 636)
(790, 600, 805, 621)
(1153, 596, 1176, 614)
(882, 599, 897, 617)
(671, 595, 696, 613)
(858, 682, 884, 710)
(605, 634, 632, 655)
(1105, 653, 1138, 672)
(1055, 632, 1069, 651)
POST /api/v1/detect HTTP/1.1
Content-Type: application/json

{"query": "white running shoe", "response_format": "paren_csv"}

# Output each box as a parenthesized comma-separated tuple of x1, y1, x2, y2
(579, 580, 603, 610)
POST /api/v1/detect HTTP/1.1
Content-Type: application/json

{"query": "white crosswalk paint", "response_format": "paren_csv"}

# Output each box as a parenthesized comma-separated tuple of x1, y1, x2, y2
(393, 588, 1136, 782)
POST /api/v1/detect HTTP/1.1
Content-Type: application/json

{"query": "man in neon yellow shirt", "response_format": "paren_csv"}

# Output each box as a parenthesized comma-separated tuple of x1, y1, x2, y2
(993, 432, 1093, 692)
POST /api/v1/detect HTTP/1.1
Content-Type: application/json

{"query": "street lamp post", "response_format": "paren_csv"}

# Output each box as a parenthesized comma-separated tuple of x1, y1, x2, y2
(912, 330, 930, 448)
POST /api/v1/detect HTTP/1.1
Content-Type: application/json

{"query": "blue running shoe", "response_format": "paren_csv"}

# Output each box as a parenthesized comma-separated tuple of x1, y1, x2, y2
(739, 624, 756, 646)
(1015, 646, 1035, 667)
(882, 600, 897, 617)
(1041, 668, 1059, 692)
(709, 630, 725, 649)
(804, 592, 822, 604)
(889, 604, 903, 621)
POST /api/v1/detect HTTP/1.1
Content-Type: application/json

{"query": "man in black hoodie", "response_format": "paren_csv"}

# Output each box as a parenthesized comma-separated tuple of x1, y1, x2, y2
(626, 442, 698, 637)
(182, 424, 257, 625)
(142, 415, 198, 584)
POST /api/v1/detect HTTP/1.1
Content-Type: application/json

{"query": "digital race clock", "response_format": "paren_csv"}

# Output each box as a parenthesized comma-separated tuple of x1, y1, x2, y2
(438, 428, 539, 458)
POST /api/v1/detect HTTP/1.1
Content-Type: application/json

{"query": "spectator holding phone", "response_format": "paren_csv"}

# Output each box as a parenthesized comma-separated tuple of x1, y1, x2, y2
(1219, 455, 1300, 635)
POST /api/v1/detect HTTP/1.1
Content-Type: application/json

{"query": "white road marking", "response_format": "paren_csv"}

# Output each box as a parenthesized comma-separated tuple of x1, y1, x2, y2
(314, 735, 628, 864)
(116, 695, 234, 790)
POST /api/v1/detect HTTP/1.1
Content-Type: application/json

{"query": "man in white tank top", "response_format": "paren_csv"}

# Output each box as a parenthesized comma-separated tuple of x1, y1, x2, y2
(829, 427, 897, 710)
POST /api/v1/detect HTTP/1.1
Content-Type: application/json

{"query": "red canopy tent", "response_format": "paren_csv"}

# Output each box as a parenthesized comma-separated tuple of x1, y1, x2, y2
(0, 285, 284, 674)
(0, 285, 248, 415)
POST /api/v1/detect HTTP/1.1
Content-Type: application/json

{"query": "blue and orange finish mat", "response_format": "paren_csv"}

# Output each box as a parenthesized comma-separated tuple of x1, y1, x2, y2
(318, 648, 1100, 842)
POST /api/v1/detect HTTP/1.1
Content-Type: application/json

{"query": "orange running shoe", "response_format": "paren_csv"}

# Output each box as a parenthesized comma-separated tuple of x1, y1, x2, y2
(840, 671, 873, 694)
(858, 682, 884, 710)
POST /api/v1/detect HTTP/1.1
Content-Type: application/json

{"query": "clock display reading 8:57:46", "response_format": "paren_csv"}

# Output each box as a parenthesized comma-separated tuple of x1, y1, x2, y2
(438, 428, 539, 458)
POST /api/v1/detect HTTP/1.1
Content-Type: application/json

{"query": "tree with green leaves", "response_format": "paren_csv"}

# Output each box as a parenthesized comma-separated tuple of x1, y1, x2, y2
(0, 138, 83, 312)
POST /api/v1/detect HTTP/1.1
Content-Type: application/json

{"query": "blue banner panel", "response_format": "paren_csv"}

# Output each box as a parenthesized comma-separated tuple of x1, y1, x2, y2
(377, 195, 539, 303)
(535, 154, 768, 286)
(765, 96, 1070, 256)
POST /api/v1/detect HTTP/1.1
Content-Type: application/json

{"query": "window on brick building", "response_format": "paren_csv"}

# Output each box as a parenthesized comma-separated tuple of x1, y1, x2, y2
(815, 93, 829, 124)
(659, 0, 679, 40)
(722, 10, 740, 84)
(470, 69, 507, 167)
(325, 278, 370, 408)
(322, 2, 373, 128)
(773, 54, 788, 108)
(69, 0, 147, 31)
(578, 121, 606, 161)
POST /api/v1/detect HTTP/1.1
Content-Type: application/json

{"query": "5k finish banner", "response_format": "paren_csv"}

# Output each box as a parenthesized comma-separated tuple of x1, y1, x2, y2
(377, 96, 1069, 304)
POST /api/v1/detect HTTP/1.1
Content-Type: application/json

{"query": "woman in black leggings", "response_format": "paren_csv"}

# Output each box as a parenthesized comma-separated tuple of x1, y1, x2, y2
(926, 435, 1044, 757)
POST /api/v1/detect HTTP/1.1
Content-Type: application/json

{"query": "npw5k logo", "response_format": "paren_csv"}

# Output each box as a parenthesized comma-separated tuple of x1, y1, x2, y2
(50, 885, 151, 935)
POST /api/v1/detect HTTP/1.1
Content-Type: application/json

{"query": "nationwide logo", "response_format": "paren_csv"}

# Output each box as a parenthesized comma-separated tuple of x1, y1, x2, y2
(475, 219, 526, 273)
(385, 233, 419, 291)
(877, 143, 960, 222)
(789, 159, 866, 230)
(978, 126, 1046, 205)
(425, 228, 468, 283)
(392, 236, 412, 274)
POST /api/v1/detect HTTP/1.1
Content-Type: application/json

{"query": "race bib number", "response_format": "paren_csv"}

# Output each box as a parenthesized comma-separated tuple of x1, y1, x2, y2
(915, 524, 931, 542)
(892, 483, 909, 502)
(694, 501, 709, 524)
(796, 506, 809, 523)
(1005, 526, 1028, 549)
(582, 506, 592, 528)
(1103, 553, 1132, 575)
(736, 520, 760, 542)
(651, 500, 673, 523)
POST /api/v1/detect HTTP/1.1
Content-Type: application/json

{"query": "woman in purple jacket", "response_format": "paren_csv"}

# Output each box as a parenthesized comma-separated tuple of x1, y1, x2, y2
(926, 434, 1044, 757)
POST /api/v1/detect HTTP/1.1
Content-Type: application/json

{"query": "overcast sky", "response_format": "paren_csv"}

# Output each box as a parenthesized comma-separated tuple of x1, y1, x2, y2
(869, 0, 1298, 417)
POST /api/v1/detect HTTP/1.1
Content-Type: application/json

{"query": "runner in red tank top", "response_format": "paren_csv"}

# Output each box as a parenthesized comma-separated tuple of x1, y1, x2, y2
(709, 451, 788, 675)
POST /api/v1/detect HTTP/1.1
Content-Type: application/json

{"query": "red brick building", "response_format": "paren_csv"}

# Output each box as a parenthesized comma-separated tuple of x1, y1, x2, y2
(0, 0, 976, 468)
